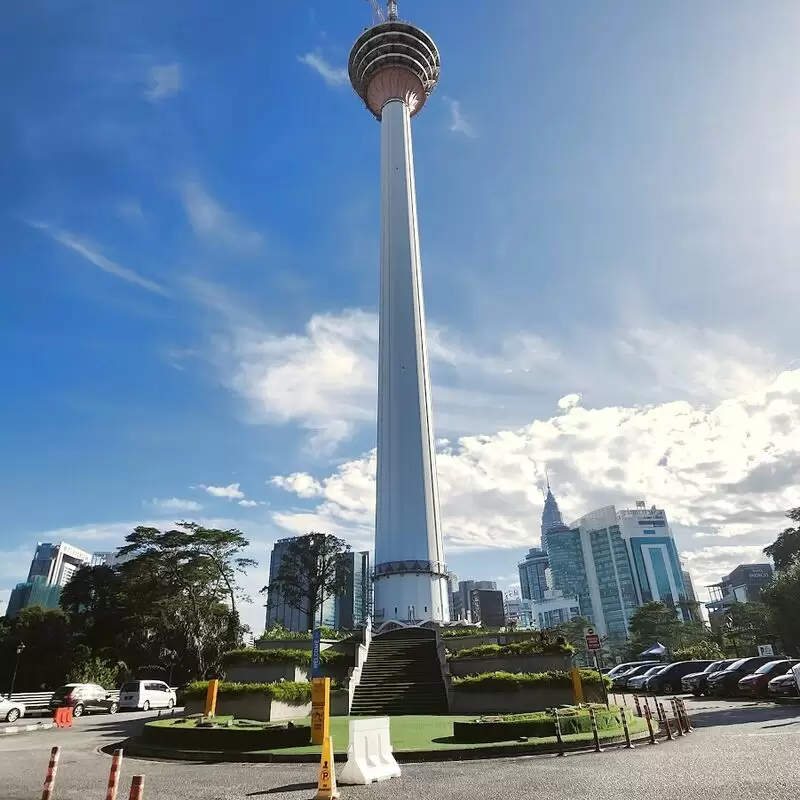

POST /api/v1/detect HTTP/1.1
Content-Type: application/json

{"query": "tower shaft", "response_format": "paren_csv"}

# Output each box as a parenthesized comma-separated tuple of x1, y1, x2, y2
(373, 98, 449, 623)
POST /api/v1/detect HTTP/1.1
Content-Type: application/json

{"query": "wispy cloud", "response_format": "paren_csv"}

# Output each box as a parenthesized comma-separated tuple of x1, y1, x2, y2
(27, 221, 168, 295)
(145, 63, 181, 101)
(297, 52, 348, 87)
(180, 182, 262, 254)
(198, 483, 246, 500)
(446, 98, 477, 138)
(150, 497, 202, 512)
(238, 499, 259, 507)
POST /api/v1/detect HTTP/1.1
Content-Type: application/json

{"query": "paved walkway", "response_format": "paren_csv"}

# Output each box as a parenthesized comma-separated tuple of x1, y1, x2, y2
(1, 699, 798, 799)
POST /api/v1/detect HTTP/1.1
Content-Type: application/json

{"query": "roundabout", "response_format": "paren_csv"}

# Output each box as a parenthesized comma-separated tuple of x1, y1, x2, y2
(114, 707, 650, 763)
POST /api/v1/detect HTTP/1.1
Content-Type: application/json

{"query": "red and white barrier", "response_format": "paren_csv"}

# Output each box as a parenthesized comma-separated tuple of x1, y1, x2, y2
(41, 746, 60, 800)
(128, 775, 145, 800)
(106, 749, 124, 800)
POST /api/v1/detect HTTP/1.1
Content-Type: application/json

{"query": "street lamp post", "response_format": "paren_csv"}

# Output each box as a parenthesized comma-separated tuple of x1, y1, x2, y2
(8, 642, 25, 699)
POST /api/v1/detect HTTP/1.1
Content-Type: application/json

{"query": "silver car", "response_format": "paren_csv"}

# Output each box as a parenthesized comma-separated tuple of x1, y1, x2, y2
(0, 697, 26, 724)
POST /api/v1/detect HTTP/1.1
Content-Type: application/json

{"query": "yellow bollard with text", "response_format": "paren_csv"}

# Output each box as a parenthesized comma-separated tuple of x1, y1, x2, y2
(311, 677, 331, 745)
(315, 735, 339, 800)
(571, 667, 584, 704)
(204, 679, 219, 718)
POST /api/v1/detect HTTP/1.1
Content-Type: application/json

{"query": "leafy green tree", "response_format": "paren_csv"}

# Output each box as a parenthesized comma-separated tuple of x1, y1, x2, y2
(263, 532, 351, 631)
(628, 601, 682, 654)
(0, 607, 73, 691)
(761, 562, 800, 656)
(720, 601, 779, 657)
(553, 616, 593, 664)
(673, 641, 724, 661)
(67, 651, 124, 688)
(764, 508, 800, 571)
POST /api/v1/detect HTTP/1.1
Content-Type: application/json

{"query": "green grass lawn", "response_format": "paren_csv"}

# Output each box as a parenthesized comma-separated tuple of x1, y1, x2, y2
(148, 711, 649, 754)
(262, 714, 648, 754)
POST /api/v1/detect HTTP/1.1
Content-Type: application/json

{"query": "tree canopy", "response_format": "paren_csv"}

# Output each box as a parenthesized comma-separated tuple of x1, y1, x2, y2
(764, 508, 800, 571)
(0, 522, 257, 692)
(263, 532, 351, 631)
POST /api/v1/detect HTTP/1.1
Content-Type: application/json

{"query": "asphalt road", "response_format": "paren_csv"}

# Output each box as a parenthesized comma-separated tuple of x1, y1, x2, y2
(1, 698, 798, 800)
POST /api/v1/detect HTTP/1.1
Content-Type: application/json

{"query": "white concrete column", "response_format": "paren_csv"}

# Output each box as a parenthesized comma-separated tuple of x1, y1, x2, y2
(373, 98, 449, 623)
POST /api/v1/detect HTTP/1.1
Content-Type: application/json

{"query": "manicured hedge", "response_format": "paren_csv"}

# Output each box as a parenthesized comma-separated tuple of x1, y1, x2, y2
(183, 681, 313, 704)
(449, 640, 573, 660)
(221, 648, 348, 668)
(142, 719, 311, 751)
(453, 706, 626, 743)
(452, 669, 611, 692)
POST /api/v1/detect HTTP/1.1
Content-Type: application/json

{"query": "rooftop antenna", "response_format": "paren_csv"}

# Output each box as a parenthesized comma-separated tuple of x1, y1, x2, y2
(388, 0, 399, 20)
(365, 0, 385, 22)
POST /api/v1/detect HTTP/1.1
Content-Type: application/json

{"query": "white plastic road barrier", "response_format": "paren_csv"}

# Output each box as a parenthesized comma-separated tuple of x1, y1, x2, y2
(338, 717, 401, 785)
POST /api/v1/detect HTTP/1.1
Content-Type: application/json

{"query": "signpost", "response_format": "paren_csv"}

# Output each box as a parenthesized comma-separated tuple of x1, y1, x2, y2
(311, 677, 331, 745)
(312, 628, 322, 678)
(757, 644, 774, 657)
(584, 628, 608, 708)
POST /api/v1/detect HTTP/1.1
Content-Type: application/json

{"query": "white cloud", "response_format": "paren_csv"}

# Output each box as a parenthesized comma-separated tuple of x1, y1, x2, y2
(180, 182, 262, 253)
(150, 497, 203, 512)
(238, 499, 259, 507)
(297, 52, 348, 87)
(145, 63, 181, 101)
(558, 393, 582, 410)
(212, 303, 779, 457)
(200, 483, 246, 500)
(270, 368, 800, 599)
(445, 97, 476, 137)
(27, 221, 167, 295)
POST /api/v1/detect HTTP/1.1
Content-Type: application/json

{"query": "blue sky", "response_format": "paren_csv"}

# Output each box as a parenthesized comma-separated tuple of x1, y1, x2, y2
(3, 1, 800, 630)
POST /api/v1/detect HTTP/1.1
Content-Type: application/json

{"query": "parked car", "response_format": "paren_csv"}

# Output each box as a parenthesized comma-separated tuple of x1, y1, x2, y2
(612, 663, 659, 690)
(681, 659, 739, 696)
(605, 661, 660, 680)
(627, 665, 668, 692)
(738, 660, 797, 698)
(118, 681, 176, 712)
(706, 656, 778, 697)
(767, 672, 800, 698)
(49, 684, 118, 717)
(646, 660, 714, 694)
(0, 697, 26, 723)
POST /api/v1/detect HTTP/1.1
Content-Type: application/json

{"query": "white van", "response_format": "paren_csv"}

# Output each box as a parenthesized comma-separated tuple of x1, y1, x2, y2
(118, 680, 176, 711)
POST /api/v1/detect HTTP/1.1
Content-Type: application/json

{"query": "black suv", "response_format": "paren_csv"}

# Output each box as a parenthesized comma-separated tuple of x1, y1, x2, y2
(647, 660, 714, 694)
(681, 659, 738, 696)
(706, 656, 779, 697)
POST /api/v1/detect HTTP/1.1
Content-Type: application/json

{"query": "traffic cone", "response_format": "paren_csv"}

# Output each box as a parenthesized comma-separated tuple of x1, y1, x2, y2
(315, 736, 340, 800)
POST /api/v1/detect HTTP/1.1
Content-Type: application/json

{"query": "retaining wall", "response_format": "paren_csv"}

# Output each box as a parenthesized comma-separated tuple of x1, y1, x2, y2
(448, 653, 571, 677)
(450, 684, 605, 714)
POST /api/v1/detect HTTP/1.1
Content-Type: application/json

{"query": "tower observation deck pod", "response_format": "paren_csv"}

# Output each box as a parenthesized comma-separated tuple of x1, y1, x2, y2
(348, 13, 441, 120)
(347, 3, 449, 626)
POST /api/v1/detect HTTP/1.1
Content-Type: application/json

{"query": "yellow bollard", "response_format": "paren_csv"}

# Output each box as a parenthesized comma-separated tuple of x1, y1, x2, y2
(315, 735, 340, 800)
(571, 667, 584, 704)
(204, 679, 219, 718)
(311, 677, 331, 746)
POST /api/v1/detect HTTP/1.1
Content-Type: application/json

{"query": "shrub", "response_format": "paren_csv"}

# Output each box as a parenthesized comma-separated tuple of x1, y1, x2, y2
(452, 669, 610, 692)
(221, 648, 349, 668)
(183, 681, 313, 704)
(452, 706, 626, 743)
(449, 640, 573, 660)
(258, 625, 348, 641)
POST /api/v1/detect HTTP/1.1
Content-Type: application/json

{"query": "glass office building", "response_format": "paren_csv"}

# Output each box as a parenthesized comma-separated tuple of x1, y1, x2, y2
(518, 547, 549, 602)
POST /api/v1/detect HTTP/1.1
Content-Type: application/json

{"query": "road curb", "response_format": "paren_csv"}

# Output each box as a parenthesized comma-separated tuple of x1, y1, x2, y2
(109, 729, 658, 764)
(0, 722, 56, 736)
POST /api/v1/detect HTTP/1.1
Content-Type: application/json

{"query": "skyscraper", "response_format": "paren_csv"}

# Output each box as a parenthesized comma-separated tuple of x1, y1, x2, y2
(335, 551, 372, 631)
(457, 580, 497, 623)
(518, 547, 549, 602)
(264, 537, 336, 632)
(6, 542, 92, 617)
(541, 478, 566, 537)
(348, 2, 449, 624)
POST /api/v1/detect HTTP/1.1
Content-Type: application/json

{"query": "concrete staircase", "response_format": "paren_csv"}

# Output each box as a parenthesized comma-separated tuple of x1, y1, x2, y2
(350, 629, 449, 716)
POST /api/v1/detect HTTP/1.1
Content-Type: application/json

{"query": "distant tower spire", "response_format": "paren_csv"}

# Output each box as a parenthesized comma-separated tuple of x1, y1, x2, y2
(388, 1, 398, 20)
(541, 475, 565, 538)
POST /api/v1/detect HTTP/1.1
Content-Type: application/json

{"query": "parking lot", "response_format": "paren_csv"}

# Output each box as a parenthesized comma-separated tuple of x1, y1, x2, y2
(1, 697, 799, 800)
